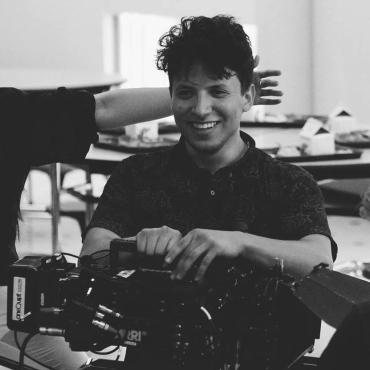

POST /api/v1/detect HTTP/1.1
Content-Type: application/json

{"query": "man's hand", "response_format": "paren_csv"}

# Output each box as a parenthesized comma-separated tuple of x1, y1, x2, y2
(253, 55, 282, 105)
(137, 226, 182, 256)
(164, 229, 243, 282)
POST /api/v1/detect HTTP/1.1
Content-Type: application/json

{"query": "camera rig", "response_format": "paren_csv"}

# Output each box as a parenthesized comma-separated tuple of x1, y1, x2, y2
(7, 239, 320, 370)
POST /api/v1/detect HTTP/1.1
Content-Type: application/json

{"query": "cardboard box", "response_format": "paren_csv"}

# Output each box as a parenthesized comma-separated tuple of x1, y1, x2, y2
(300, 118, 335, 155)
(326, 107, 358, 134)
(125, 120, 159, 140)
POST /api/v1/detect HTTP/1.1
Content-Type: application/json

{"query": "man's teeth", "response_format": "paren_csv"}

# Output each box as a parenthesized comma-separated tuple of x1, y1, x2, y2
(191, 121, 217, 129)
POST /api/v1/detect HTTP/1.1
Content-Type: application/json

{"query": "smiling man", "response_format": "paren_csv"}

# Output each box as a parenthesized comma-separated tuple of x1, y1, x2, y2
(82, 15, 335, 280)
(171, 62, 252, 174)
(81, 15, 336, 368)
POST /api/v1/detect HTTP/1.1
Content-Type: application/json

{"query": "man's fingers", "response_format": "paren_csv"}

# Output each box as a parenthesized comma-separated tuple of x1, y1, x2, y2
(258, 70, 282, 78)
(154, 235, 170, 255)
(260, 89, 283, 97)
(136, 231, 148, 254)
(137, 226, 182, 256)
(195, 250, 217, 282)
(146, 234, 159, 255)
(173, 243, 207, 280)
(160, 234, 180, 255)
(256, 98, 282, 105)
(260, 79, 279, 88)
(254, 68, 282, 106)
(164, 235, 189, 265)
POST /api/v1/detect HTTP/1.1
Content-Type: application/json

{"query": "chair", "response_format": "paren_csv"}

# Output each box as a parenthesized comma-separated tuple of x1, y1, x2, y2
(23, 165, 100, 233)
(318, 178, 370, 216)
(290, 356, 319, 369)
(63, 181, 101, 230)
(26, 164, 76, 204)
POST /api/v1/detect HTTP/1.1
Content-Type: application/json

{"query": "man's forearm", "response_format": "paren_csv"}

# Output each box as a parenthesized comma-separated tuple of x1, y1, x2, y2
(82, 228, 138, 267)
(94, 87, 172, 130)
(238, 232, 333, 278)
(81, 227, 120, 258)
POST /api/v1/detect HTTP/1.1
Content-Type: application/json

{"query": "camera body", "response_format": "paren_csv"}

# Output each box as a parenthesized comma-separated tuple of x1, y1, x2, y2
(7, 241, 319, 369)
(7, 254, 75, 333)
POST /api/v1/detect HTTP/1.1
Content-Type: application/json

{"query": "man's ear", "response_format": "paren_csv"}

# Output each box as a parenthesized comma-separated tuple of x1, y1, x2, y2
(169, 85, 174, 113)
(242, 84, 256, 112)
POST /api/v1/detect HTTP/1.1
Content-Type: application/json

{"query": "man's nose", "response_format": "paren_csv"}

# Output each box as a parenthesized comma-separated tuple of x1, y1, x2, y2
(191, 94, 212, 117)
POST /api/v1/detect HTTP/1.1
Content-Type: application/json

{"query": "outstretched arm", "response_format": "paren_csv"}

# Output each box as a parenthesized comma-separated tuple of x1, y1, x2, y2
(94, 57, 283, 131)
(94, 87, 172, 131)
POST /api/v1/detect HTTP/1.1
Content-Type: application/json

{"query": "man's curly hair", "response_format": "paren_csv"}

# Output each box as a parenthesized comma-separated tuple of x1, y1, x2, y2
(156, 15, 254, 92)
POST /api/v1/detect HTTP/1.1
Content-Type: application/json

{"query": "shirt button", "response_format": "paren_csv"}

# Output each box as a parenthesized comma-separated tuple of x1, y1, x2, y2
(210, 190, 216, 196)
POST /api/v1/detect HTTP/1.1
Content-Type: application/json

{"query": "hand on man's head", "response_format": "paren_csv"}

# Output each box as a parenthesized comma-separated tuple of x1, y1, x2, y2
(253, 55, 283, 106)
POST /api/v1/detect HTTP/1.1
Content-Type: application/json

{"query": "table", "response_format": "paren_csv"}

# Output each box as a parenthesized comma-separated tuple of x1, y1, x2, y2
(1, 69, 125, 253)
(84, 126, 370, 180)
(70, 126, 370, 223)
(245, 127, 370, 180)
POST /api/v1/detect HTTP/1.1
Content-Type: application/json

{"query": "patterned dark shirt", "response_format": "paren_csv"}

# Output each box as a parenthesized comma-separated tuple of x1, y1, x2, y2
(88, 131, 337, 260)
(88, 131, 337, 366)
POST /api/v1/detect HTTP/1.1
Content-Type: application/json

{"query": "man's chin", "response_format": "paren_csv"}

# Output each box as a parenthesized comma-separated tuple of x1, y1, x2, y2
(185, 140, 221, 155)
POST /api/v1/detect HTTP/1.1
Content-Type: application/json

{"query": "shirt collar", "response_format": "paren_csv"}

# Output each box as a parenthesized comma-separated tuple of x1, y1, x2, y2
(169, 131, 261, 178)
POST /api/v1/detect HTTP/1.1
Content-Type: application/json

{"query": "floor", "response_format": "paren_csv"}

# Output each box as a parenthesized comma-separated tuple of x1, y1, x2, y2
(16, 169, 370, 361)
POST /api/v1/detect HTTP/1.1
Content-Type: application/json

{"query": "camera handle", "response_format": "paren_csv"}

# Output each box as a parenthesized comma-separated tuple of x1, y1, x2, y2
(109, 238, 137, 268)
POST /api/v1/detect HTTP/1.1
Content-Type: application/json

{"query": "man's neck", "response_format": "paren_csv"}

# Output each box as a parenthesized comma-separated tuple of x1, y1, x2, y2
(186, 135, 248, 174)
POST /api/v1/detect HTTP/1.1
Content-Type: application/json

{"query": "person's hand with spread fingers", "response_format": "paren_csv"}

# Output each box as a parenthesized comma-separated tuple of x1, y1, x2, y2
(253, 55, 283, 105)
(164, 229, 243, 281)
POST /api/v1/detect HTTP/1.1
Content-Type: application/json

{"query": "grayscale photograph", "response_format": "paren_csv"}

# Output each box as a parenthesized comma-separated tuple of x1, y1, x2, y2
(1, 1, 369, 369)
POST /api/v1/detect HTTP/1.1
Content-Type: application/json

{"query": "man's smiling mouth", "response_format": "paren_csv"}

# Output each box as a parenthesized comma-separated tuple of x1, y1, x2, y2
(189, 121, 219, 130)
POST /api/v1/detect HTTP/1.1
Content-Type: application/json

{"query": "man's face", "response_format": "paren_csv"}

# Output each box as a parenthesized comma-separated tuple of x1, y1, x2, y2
(171, 62, 254, 158)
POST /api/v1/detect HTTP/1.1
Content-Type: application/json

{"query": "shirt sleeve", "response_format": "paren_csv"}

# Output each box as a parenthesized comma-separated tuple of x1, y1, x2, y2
(84, 159, 137, 238)
(1, 87, 98, 166)
(277, 167, 338, 261)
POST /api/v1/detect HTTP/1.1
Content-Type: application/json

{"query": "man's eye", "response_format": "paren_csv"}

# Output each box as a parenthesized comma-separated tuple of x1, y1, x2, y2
(176, 90, 193, 99)
(211, 90, 228, 97)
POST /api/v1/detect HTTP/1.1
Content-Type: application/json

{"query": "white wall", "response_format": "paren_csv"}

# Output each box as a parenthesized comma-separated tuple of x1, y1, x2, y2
(312, 0, 370, 123)
(256, 0, 312, 114)
(0, 1, 104, 71)
(0, 0, 256, 71)
(3, 0, 367, 123)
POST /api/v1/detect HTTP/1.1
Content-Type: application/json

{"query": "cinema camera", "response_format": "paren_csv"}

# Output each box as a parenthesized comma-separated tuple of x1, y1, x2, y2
(7, 239, 320, 370)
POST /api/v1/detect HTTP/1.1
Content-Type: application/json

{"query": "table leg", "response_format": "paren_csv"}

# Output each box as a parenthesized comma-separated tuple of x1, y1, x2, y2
(84, 169, 94, 225)
(50, 163, 61, 254)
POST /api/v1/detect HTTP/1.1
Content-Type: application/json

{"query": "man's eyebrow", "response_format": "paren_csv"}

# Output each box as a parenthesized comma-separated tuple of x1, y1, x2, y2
(175, 79, 197, 86)
(175, 81, 229, 89)
(175, 82, 194, 88)
(173, 82, 197, 91)
(209, 83, 229, 88)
